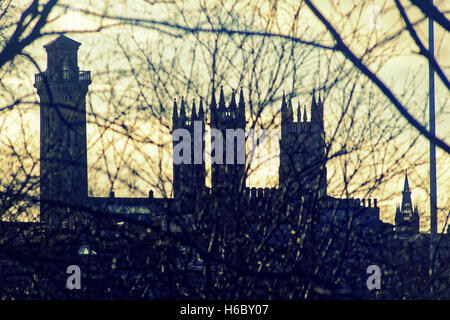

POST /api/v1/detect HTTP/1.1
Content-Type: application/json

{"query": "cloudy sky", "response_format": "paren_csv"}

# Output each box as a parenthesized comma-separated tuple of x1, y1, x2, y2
(1, 0, 449, 231)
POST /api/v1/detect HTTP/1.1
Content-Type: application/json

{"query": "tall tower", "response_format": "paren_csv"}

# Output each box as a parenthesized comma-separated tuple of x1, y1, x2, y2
(34, 35, 91, 227)
(172, 97, 206, 199)
(395, 173, 420, 235)
(210, 87, 246, 193)
(279, 91, 327, 200)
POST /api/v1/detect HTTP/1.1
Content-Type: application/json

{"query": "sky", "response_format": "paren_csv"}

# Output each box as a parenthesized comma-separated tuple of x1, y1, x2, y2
(1, 0, 449, 231)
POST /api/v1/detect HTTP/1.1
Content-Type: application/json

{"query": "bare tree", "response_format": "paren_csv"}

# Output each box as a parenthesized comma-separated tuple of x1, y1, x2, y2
(0, 0, 449, 300)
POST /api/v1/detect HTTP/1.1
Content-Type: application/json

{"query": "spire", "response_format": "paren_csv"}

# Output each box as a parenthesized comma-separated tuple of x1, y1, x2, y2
(303, 105, 307, 122)
(210, 88, 217, 126)
(173, 98, 178, 119)
(180, 96, 186, 122)
(318, 90, 324, 118)
(218, 86, 226, 109)
(311, 90, 319, 123)
(172, 98, 180, 130)
(239, 87, 245, 109)
(238, 87, 245, 126)
(403, 171, 411, 193)
(229, 89, 237, 111)
(297, 102, 302, 122)
(198, 98, 204, 120)
(401, 171, 412, 212)
(191, 99, 197, 120)
(287, 95, 294, 122)
(281, 90, 287, 121)
(210, 88, 217, 109)
(312, 90, 317, 109)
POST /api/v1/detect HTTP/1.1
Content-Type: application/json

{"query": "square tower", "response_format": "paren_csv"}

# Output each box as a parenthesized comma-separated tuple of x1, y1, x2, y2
(34, 35, 91, 227)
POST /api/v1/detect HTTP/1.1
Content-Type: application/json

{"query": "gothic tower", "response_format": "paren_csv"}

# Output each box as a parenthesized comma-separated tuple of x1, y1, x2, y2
(210, 87, 246, 193)
(279, 91, 327, 200)
(172, 97, 206, 199)
(34, 35, 91, 227)
(395, 173, 420, 235)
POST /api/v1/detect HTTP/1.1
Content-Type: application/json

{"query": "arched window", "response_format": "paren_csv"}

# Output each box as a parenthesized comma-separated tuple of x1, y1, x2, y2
(63, 58, 70, 80)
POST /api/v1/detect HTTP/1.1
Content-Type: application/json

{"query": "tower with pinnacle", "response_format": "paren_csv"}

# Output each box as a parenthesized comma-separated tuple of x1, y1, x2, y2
(279, 91, 327, 200)
(172, 97, 207, 199)
(395, 172, 420, 235)
(209, 87, 247, 194)
(34, 35, 91, 227)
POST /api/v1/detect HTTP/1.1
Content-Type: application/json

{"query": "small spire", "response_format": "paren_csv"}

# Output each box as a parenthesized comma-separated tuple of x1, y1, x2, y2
(281, 90, 287, 121)
(173, 98, 178, 120)
(303, 105, 307, 122)
(218, 86, 226, 109)
(210, 88, 217, 109)
(403, 171, 411, 194)
(401, 171, 413, 213)
(229, 89, 237, 110)
(311, 90, 319, 123)
(287, 95, 294, 122)
(180, 96, 186, 119)
(239, 87, 245, 109)
(297, 102, 302, 122)
(312, 89, 317, 107)
(238, 87, 246, 126)
(191, 99, 197, 120)
(198, 98, 204, 119)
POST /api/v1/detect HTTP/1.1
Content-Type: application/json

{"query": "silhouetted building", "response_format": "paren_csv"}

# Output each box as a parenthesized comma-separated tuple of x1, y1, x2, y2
(2, 34, 448, 299)
(31, 35, 381, 230)
(279, 91, 327, 200)
(34, 35, 91, 227)
(172, 97, 207, 199)
(394, 173, 420, 236)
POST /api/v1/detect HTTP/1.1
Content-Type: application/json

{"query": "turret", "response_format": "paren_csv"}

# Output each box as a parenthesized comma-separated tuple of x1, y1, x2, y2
(218, 86, 226, 110)
(281, 91, 288, 124)
(210, 88, 217, 127)
(395, 172, 420, 235)
(172, 98, 178, 128)
(191, 99, 197, 122)
(297, 102, 302, 123)
(179, 96, 186, 124)
(229, 89, 237, 112)
(198, 98, 205, 121)
(287, 95, 294, 122)
(238, 87, 246, 127)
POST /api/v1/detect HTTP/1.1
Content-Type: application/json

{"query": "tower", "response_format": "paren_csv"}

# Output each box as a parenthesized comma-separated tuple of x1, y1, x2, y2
(34, 35, 91, 227)
(395, 173, 420, 235)
(279, 91, 327, 200)
(172, 97, 206, 199)
(210, 87, 246, 193)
